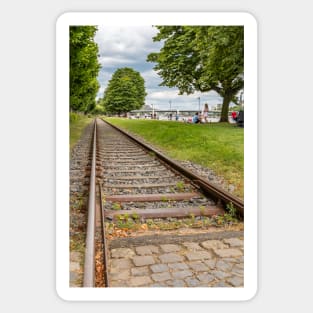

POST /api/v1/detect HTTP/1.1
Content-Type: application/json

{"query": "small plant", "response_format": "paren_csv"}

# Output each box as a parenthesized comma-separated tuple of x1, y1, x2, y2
(199, 205, 205, 215)
(226, 202, 237, 218)
(112, 202, 121, 210)
(214, 215, 225, 226)
(176, 181, 185, 192)
(146, 219, 154, 226)
(189, 213, 195, 224)
(161, 196, 168, 202)
(131, 212, 139, 220)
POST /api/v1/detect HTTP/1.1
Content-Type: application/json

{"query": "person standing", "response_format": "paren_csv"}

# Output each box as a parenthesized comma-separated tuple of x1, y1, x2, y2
(231, 111, 238, 121)
(203, 103, 209, 122)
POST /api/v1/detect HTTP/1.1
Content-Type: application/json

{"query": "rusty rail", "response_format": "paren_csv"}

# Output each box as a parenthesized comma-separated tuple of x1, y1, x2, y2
(99, 183, 110, 287)
(83, 119, 97, 287)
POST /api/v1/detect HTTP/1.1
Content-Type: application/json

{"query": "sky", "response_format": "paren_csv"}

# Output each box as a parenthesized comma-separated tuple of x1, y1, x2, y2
(94, 25, 225, 111)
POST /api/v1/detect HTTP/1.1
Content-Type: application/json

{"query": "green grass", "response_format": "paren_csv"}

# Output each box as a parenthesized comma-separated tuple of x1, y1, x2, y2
(105, 117, 244, 198)
(70, 114, 93, 155)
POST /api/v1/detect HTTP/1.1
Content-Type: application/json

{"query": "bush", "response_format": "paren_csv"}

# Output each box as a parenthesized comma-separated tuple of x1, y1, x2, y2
(70, 112, 80, 122)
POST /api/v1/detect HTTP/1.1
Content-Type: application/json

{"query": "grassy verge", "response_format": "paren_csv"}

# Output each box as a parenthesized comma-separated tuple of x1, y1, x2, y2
(70, 113, 93, 155)
(106, 117, 244, 198)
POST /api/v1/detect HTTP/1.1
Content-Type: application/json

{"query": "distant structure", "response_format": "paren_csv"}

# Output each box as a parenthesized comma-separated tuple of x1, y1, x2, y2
(141, 104, 153, 110)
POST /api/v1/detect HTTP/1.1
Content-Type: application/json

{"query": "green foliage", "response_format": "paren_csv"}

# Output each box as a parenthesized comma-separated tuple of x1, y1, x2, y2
(112, 202, 121, 210)
(69, 114, 93, 154)
(91, 104, 106, 115)
(176, 181, 185, 192)
(70, 112, 79, 122)
(101, 67, 147, 114)
(225, 202, 237, 219)
(147, 26, 244, 122)
(70, 26, 101, 113)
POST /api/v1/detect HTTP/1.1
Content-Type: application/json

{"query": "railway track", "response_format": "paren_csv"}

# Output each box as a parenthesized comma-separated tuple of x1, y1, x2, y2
(70, 118, 244, 288)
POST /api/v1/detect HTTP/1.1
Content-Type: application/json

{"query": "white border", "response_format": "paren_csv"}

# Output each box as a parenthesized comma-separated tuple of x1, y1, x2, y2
(56, 12, 258, 301)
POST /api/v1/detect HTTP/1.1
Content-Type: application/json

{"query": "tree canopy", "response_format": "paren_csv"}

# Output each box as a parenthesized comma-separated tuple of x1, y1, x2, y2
(70, 26, 101, 113)
(102, 67, 146, 115)
(147, 26, 244, 122)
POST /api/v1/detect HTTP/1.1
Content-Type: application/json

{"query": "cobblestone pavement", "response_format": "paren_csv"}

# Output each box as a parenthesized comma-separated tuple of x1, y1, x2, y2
(108, 235, 243, 287)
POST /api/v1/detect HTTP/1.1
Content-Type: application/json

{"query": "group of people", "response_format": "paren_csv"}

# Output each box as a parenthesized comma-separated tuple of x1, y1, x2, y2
(192, 103, 209, 124)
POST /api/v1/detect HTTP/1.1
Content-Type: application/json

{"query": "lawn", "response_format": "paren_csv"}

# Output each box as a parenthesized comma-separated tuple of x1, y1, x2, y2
(106, 117, 244, 198)
(69, 114, 93, 155)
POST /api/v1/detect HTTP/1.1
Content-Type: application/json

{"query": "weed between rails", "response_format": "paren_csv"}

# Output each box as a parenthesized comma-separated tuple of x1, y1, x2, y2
(105, 208, 241, 238)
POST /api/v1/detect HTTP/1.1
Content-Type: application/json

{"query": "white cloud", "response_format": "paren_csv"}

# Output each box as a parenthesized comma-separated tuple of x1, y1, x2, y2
(148, 89, 179, 100)
(98, 56, 136, 67)
(95, 25, 159, 57)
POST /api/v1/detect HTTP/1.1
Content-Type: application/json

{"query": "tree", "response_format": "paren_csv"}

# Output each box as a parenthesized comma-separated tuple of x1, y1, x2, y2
(102, 67, 146, 115)
(147, 26, 244, 122)
(70, 26, 101, 113)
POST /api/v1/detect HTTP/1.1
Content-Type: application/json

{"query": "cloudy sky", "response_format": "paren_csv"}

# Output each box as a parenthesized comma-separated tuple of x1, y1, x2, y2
(94, 25, 224, 111)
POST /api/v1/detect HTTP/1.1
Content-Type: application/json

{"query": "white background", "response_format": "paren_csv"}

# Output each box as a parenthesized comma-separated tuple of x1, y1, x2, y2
(1, 0, 312, 312)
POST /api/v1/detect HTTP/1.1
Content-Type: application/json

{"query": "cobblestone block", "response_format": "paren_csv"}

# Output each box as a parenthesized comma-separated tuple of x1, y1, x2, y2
(213, 248, 242, 258)
(150, 264, 169, 273)
(197, 273, 215, 283)
(222, 257, 240, 264)
(211, 281, 231, 287)
(216, 260, 233, 272)
(226, 275, 244, 287)
(70, 271, 81, 284)
(151, 271, 172, 282)
(185, 250, 213, 261)
(204, 259, 217, 269)
(167, 279, 185, 287)
(151, 283, 168, 287)
(168, 262, 189, 270)
(70, 251, 82, 262)
(110, 258, 132, 270)
(109, 281, 127, 287)
(182, 242, 204, 251)
(211, 270, 232, 280)
(188, 261, 208, 271)
(135, 245, 159, 255)
(232, 264, 244, 276)
(160, 244, 182, 253)
(185, 277, 200, 287)
(110, 269, 130, 281)
(132, 255, 155, 266)
(172, 270, 193, 279)
(70, 262, 80, 271)
(200, 240, 228, 250)
(111, 248, 135, 258)
(223, 237, 244, 247)
(131, 266, 150, 276)
(159, 253, 184, 263)
(129, 276, 152, 287)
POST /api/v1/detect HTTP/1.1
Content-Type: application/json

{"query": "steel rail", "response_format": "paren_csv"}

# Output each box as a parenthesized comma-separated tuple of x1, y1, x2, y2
(83, 119, 97, 287)
(103, 119, 244, 217)
(99, 183, 110, 287)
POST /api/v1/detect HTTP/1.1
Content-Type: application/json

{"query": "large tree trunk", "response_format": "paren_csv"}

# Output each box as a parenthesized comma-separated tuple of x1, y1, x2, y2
(219, 93, 232, 122)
